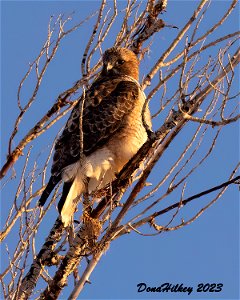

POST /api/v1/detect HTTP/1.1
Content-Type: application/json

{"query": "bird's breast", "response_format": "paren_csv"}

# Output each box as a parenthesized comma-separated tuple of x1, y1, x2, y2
(107, 97, 150, 172)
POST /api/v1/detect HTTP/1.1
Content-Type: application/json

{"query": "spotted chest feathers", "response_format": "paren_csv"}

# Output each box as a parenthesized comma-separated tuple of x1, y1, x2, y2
(62, 86, 150, 194)
(106, 88, 150, 172)
(84, 88, 150, 193)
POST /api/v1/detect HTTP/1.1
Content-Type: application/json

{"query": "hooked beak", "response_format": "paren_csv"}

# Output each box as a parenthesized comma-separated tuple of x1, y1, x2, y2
(106, 62, 113, 72)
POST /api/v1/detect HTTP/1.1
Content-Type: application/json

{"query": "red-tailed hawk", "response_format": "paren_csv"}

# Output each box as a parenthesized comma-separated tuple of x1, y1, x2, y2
(39, 47, 152, 226)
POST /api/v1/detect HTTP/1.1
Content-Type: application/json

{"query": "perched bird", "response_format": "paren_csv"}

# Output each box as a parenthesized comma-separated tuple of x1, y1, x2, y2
(39, 47, 152, 226)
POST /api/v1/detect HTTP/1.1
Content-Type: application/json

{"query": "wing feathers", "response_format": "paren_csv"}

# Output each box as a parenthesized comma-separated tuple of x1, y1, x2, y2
(51, 79, 139, 177)
(57, 181, 73, 213)
(38, 175, 61, 206)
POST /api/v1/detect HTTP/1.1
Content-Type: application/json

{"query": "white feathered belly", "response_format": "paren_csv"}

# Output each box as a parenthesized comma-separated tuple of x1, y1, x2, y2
(62, 121, 148, 194)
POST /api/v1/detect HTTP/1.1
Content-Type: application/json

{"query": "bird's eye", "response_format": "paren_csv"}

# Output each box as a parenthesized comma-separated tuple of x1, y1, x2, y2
(116, 59, 125, 65)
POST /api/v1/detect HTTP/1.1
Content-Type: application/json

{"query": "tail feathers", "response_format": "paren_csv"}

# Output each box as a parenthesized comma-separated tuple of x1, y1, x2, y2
(59, 176, 85, 227)
(58, 181, 73, 213)
(38, 175, 61, 206)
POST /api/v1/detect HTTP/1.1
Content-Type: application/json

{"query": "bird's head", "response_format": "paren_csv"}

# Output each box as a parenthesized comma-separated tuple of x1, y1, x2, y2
(101, 47, 139, 80)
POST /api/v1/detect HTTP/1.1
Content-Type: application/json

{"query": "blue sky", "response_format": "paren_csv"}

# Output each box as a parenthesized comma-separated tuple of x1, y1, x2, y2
(1, 1, 239, 299)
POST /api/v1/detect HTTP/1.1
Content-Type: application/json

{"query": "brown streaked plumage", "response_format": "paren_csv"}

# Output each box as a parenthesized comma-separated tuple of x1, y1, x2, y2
(39, 47, 152, 226)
